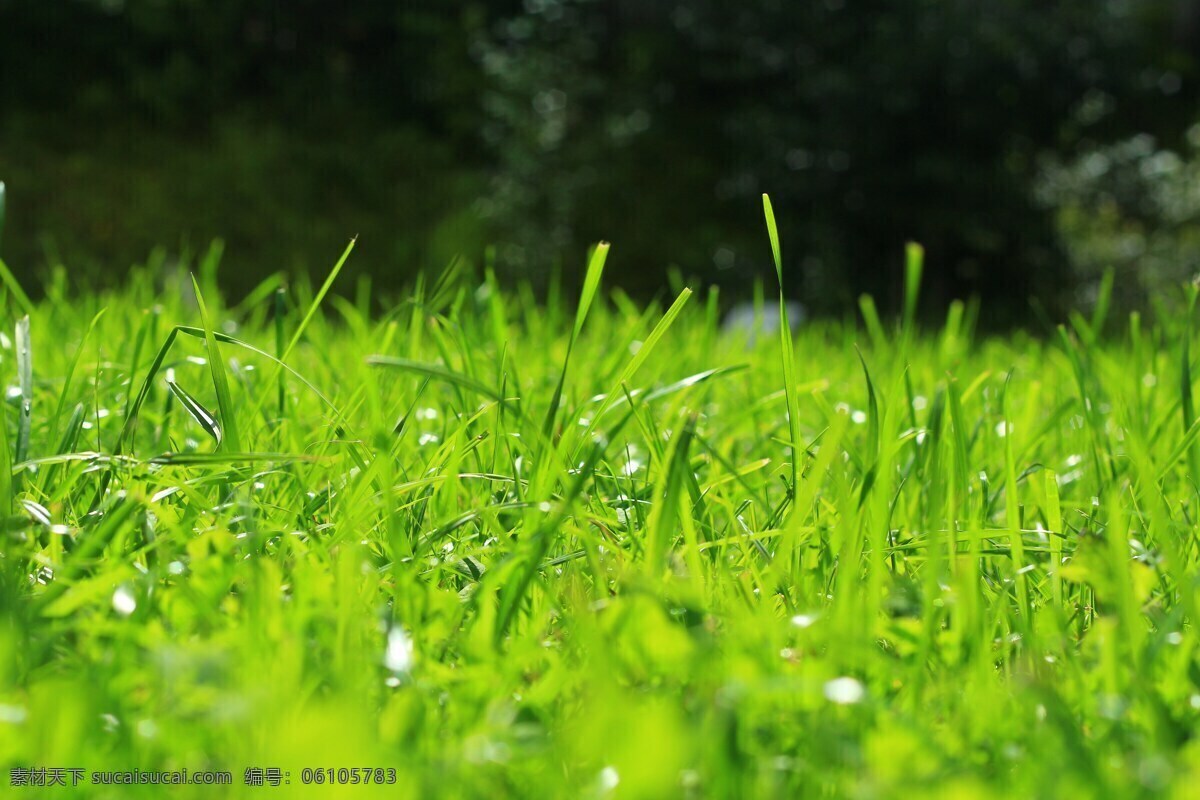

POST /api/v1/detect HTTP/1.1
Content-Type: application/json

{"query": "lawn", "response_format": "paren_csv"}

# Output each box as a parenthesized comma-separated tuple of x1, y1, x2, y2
(2, 197, 1198, 798)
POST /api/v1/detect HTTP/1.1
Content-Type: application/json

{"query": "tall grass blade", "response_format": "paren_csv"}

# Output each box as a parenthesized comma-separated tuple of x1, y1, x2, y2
(543, 242, 608, 443)
(763, 194, 803, 500)
(166, 379, 222, 444)
(14, 316, 32, 467)
(190, 276, 241, 452)
(904, 242, 924, 332)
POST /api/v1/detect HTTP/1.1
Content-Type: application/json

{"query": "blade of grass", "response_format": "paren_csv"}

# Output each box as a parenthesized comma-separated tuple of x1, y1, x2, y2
(543, 242, 609, 443)
(14, 315, 32, 467)
(190, 276, 241, 452)
(574, 287, 693, 451)
(763, 194, 804, 502)
(1182, 282, 1200, 482)
(243, 237, 356, 429)
(904, 242, 924, 331)
(0, 259, 34, 317)
(167, 379, 222, 445)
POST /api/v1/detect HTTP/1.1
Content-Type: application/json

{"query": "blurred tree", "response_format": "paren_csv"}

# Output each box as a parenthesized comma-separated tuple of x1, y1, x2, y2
(0, 0, 484, 136)
(0, 0, 1195, 319)
(0, 0, 493, 295)
(1039, 127, 1200, 314)
(477, 0, 1196, 323)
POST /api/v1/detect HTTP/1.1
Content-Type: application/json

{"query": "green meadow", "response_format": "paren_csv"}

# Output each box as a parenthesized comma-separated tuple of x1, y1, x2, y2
(3, 197, 1200, 798)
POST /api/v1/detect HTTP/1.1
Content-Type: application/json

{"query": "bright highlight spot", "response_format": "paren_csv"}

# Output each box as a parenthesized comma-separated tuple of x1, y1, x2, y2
(823, 676, 864, 705)
(112, 585, 137, 617)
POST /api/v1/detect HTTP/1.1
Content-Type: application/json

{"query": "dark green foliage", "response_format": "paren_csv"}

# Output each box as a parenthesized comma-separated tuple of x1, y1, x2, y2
(0, 0, 1196, 319)
(477, 0, 1197, 321)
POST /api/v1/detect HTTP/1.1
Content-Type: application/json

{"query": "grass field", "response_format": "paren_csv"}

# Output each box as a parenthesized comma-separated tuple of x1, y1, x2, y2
(2, 196, 1200, 798)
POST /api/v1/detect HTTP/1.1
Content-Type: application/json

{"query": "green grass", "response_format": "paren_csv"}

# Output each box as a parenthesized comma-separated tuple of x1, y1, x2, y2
(3, 204, 1200, 798)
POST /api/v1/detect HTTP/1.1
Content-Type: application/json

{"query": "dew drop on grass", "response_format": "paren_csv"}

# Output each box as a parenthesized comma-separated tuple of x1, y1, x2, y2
(598, 766, 620, 793)
(0, 704, 27, 724)
(112, 585, 137, 617)
(823, 677, 864, 705)
(384, 626, 414, 674)
(851, 410, 867, 424)
(791, 613, 818, 628)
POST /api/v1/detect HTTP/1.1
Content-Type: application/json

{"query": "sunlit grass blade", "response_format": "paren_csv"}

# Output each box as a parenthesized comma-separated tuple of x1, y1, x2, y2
(644, 411, 700, 579)
(190, 275, 241, 452)
(543, 242, 608, 443)
(244, 236, 356, 426)
(146, 452, 322, 466)
(904, 242, 924, 331)
(14, 315, 32, 468)
(166, 379, 222, 444)
(48, 309, 105, 446)
(367, 356, 513, 408)
(762, 194, 803, 501)
(0, 263, 34, 319)
(275, 284, 287, 421)
(494, 433, 609, 645)
(1182, 282, 1200, 481)
(575, 286, 692, 450)
(1001, 371, 1030, 627)
(32, 496, 141, 612)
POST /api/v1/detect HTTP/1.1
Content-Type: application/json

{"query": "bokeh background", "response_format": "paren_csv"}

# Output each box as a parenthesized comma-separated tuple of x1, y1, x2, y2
(2, 0, 1200, 323)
